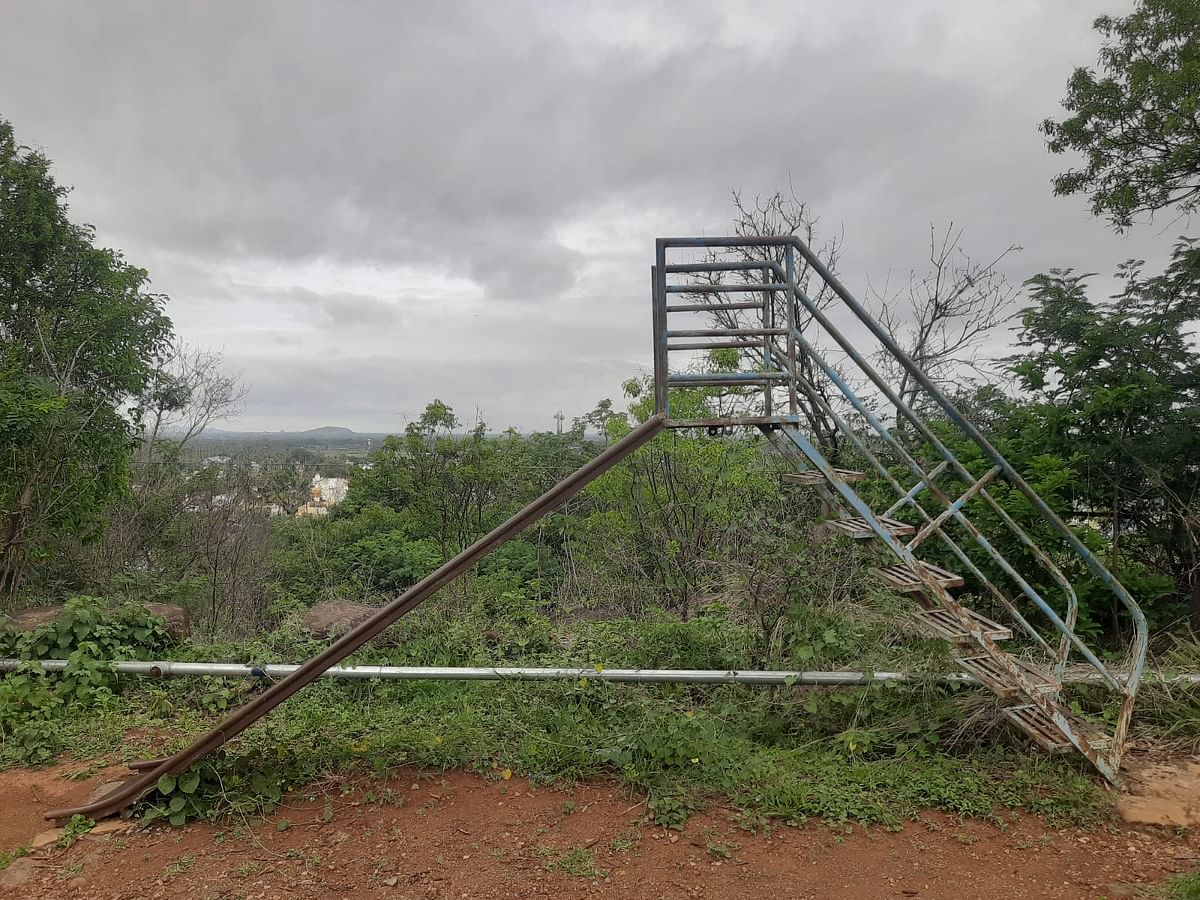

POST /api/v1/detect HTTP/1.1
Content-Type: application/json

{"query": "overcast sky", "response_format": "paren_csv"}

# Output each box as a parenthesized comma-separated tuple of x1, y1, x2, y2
(0, 1, 1172, 433)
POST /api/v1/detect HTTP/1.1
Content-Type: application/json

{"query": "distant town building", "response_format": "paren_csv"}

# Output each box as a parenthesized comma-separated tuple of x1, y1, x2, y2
(294, 473, 350, 518)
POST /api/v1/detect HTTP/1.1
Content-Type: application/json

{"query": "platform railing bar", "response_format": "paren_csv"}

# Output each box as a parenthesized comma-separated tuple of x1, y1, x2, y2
(667, 340, 771, 352)
(666, 302, 764, 312)
(664, 283, 788, 293)
(667, 328, 789, 338)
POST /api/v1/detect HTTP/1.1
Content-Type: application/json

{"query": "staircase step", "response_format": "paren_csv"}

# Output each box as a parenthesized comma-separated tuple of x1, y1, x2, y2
(957, 655, 1059, 697)
(1005, 704, 1114, 754)
(826, 515, 916, 539)
(783, 468, 868, 486)
(913, 607, 1011, 642)
(873, 561, 965, 592)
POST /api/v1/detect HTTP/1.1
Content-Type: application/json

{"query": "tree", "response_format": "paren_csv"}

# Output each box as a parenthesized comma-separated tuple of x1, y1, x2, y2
(871, 223, 1020, 413)
(1008, 239, 1200, 622)
(572, 398, 620, 443)
(139, 343, 246, 460)
(1042, 0, 1200, 229)
(0, 119, 173, 598)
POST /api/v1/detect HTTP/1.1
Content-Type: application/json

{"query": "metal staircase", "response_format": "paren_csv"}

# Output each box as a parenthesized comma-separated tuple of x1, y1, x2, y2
(651, 235, 1147, 783)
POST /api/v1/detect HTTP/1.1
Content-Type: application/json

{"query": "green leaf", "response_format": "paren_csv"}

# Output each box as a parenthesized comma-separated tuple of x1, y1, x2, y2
(168, 811, 187, 827)
(179, 771, 200, 795)
(157, 774, 176, 794)
(168, 796, 187, 813)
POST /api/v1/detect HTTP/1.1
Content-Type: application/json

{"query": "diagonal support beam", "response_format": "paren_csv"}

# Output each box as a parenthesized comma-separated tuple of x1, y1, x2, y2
(46, 415, 667, 822)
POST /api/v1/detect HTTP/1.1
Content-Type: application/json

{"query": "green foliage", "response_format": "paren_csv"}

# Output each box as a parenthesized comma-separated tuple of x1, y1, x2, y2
(57, 815, 95, 848)
(0, 596, 174, 660)
(0, 118, 174, 595)
(1042, 0, 1200, 228)
(545, 846, 606, 878)
(140, 756, 298, 826)
(0, 597, 173, 763)
(1165, 869, 1200, 900)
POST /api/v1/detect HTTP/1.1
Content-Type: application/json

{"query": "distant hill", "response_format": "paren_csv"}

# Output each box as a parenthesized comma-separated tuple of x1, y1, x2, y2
(297, 426, 360, 439)
(192, 426, 391, 447)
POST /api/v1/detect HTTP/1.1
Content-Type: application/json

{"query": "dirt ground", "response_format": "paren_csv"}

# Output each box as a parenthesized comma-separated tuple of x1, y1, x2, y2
(3, 754, 1200, 899)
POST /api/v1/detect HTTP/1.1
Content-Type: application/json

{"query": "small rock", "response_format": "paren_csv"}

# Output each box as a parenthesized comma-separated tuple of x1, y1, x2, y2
(302, 600, 376, 638)
(0, 858, 36, 889)
(84, 819, 137, 839)
(383, 876, 399, 887)
(30, 828, 63, 849)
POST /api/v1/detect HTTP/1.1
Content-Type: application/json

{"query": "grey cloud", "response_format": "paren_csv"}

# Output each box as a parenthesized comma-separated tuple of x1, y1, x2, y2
(0, 0, 1171, 431)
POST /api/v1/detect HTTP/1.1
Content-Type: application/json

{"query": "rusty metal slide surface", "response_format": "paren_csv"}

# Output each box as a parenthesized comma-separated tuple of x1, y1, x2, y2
(46, 414, 666, 821)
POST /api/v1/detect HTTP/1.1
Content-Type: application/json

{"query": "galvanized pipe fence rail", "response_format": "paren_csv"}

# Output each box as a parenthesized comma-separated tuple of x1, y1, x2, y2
(4, 657, 1191, 686)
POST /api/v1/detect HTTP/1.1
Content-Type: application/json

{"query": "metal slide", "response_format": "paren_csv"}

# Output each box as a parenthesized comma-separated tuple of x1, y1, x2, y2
(46, 414, 666, 821)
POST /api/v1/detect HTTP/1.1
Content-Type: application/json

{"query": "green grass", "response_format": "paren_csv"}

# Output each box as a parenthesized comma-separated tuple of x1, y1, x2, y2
(0, 845, 30, 872)
(0, 605, 1121, 831)
(546, 847, 607, 878)
(1165, 870, 1200, 900)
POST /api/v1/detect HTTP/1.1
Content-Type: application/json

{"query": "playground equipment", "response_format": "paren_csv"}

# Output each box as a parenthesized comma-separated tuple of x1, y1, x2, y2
(48, 234, 1145, 821)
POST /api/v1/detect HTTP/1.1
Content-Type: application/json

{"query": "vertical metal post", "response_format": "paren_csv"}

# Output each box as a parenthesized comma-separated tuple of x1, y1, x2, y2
(784, 245, 798, 416)
(651, 262, 668, 419)
(762, 269, 773, 416)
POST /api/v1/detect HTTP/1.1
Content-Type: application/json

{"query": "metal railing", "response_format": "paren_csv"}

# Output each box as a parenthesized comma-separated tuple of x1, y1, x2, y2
(652, 235, 1148, 781)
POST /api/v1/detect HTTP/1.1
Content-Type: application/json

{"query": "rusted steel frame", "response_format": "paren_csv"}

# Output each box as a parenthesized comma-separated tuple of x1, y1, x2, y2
(764, 426, 1060, 718)
(761, 345, 1054, 658)
(772, 272, 1130, 767)
(45, 414, 667, 822)
(789, 323, 1109, 684)
(906, 466, 1002, 551)
(884, 461, 950, 517)
(663, 238, 1136, 774)
(786, 303, 1094, 684)
(717, 254, 1084, 670)
(773, 234, 1146, 704)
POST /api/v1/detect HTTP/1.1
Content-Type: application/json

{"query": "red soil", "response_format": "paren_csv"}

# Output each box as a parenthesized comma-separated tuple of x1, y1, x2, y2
(1, 760, 1197, 899)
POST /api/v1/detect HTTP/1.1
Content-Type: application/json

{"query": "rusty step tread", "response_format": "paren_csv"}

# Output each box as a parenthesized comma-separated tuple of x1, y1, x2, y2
(783, 468, 868, 486)
(826, 515, 916, 539)
(957, 654, 1059, 696)
(912, 607, 1011, 643)
(872, 561, 965, 592)
(1004, 704, 1113, 754)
